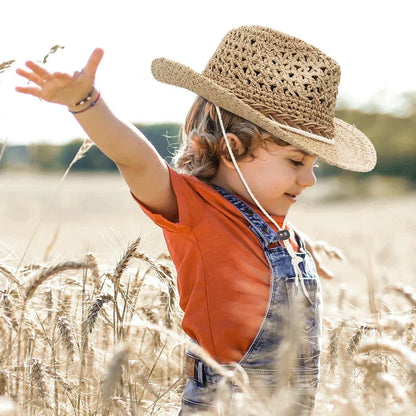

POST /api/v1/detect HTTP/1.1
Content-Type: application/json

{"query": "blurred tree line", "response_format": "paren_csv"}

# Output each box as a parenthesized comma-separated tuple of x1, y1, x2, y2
(319, 104, 416, 183)
(1, 105, 415, 184)
(0, 123, 181, 172)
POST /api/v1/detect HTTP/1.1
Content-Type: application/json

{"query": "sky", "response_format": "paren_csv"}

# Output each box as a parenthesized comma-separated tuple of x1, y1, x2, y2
(1, 0, 415, 145)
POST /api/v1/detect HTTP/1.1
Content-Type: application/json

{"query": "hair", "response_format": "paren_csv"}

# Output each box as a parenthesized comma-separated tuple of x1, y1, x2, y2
(173, 96, 289, 182)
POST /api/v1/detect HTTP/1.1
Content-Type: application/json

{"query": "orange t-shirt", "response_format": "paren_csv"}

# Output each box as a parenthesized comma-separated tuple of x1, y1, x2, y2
(132, 166, 299, 363)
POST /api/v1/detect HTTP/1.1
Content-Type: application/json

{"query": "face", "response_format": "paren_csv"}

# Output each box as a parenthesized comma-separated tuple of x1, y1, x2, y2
(221, 140, 318, 216)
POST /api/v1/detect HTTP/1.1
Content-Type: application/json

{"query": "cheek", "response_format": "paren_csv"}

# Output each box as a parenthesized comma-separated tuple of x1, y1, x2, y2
(272, 166, 296, 183)
(262, 169, 295, 194)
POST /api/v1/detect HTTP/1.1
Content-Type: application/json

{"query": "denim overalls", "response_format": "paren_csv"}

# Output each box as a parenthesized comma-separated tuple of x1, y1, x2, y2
(179, 187, 322, 415)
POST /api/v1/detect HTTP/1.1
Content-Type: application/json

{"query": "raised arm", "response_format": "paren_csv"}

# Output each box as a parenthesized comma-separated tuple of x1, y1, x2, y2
(15, 48, 178, 221)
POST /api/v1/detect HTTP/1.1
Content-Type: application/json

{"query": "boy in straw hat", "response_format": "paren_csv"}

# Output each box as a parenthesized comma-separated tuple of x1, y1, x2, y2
(16, 26, 376, 415)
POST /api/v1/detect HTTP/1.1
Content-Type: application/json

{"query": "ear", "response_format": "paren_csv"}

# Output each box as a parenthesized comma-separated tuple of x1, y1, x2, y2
(219, 133, 244, 169)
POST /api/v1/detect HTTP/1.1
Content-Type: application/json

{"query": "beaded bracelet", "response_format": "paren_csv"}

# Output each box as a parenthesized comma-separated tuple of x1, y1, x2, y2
(69, 92, 101, 114)
(74, 87, 95, 106)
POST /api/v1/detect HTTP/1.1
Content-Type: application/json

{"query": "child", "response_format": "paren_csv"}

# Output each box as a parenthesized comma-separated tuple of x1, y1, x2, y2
(16, 26, 376, 415)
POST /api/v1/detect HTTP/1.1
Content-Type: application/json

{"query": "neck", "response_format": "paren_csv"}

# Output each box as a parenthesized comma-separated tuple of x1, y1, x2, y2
(209, 164, 245, 199)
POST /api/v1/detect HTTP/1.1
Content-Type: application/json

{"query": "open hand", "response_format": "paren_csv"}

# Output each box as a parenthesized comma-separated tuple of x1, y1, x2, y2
(15, 48, 104, 107)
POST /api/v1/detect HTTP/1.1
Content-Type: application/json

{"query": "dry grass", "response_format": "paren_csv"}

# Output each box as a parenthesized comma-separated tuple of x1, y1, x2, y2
(0, 241, 184, 415)
(0, 231, 415, 414)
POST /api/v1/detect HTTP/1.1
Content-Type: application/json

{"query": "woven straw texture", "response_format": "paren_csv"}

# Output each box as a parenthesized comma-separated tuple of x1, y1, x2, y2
(152, 26, 376, 172)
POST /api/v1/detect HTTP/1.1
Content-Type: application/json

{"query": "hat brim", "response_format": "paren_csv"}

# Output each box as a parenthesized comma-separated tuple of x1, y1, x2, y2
(151, 58, 376, 172)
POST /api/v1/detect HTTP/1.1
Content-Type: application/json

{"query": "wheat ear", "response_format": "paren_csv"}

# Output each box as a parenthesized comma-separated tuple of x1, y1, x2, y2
(83, 294, 113, 335)
(0, 263, 21, 287)
(357, 339, 416, 382)
(113, 237, 141, 282)
(0, 370, 8, 396)
(0, 60, 15, 74)
(25, 261, 91, 302)
(327, 319, 346, 372)
(29, 358, 52, 408)
(57, 316, 76, 360)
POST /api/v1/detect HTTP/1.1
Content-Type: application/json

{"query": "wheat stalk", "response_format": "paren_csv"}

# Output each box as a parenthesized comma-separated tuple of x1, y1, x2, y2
(83, 294, 113, 335)
(44, 288, 53, 320)
(348, 324, 375, 356)
(57, 316, 76, 360)
(24, 261, 91, 302)
(0, 370, 8, 396)
(327, 319, 346, 372)
(29, 358, 52, 408)
(0, 60, 14, 74)
(65, 138, 94, 173)
(42, 44, 65, 64)
(113, 237, 141, 282)
(17, 138, 95, 270)
(134, 252, 178, 327)
(379, 314, 410, 337)
(357, 339, 416, 383)
(0, 263, 21, 287)
(44, 366, 77, 397)
(86, 252, 101, 294)
(43, 226, 60, 262)
(0, 293, 17, 328)
(0, 314, 11, 341)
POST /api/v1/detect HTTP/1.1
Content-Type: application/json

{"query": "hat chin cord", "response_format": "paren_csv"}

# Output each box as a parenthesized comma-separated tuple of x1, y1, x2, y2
(215, 105, 312, 304)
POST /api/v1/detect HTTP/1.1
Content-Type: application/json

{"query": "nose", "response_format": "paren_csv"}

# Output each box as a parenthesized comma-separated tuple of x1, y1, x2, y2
(297, 164, 317, 189)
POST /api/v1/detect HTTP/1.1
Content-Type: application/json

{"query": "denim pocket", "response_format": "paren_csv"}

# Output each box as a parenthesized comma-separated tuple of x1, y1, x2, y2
(181, 377, 217, 411)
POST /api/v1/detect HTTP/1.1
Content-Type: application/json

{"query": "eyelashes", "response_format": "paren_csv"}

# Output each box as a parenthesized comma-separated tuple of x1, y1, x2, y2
(289, 159, 304, 167)
(289, 159, 320, 168)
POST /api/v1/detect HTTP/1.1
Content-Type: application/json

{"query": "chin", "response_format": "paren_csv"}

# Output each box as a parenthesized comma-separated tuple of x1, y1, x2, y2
(270, 208, 289, 216)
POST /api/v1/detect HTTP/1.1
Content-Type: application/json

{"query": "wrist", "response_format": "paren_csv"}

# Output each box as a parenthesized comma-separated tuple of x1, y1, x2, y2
(68, 88, 101, 114)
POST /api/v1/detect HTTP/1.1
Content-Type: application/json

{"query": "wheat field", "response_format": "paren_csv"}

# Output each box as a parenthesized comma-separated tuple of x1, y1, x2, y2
(1, 170, 416, 415)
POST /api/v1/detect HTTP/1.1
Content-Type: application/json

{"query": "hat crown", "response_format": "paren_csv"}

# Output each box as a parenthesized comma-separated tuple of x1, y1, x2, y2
(202, 26, 341, 139)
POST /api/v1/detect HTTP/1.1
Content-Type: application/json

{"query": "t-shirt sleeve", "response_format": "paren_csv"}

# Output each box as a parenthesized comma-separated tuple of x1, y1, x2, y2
(130, 165, 206, 233)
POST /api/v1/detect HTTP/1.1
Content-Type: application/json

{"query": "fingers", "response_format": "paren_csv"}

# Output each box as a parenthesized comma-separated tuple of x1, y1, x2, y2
(15, 85, 41, 97)
(84, 48, 104, 78)
(25, 60, 53, 80)
(15, 60, 54, 93)
(16, 67, 45, 87)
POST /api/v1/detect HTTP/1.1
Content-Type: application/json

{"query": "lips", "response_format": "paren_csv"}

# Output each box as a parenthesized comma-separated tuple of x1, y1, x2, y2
(284, 192, 299, 201)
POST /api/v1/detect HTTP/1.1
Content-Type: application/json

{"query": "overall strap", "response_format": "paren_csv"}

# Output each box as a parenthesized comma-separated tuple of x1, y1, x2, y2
(214, 186, 312, 304)
(213, 185, 289, 249)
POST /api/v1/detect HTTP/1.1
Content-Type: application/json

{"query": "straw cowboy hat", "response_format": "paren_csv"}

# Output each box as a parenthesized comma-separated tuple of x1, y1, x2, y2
(151, 25, 376, 172)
